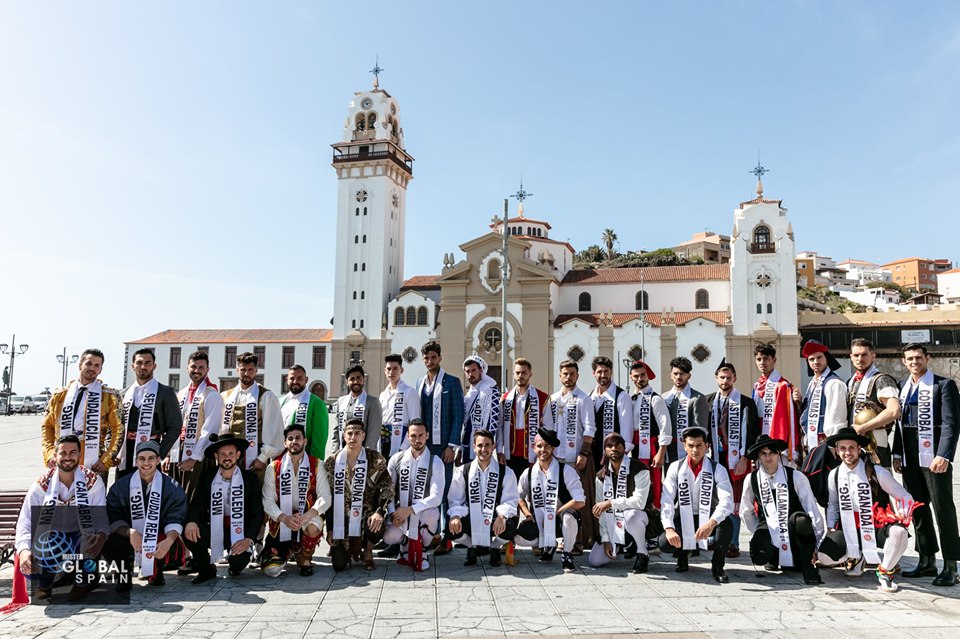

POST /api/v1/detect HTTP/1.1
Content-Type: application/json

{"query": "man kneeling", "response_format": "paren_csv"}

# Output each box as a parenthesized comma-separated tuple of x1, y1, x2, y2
(448, 429, 520, 567)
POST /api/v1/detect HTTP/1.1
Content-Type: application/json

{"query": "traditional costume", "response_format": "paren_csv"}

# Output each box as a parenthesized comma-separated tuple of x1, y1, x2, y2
(41, 380, 123, 471)
(630, 361, 671, 509)
(172, 377, 222, 499)
(799, 340, 848, 451)
(550, 385, 598, 549)
(117, 377, 182, 477)
(848, 362, 899, 468)
(333, 390, 383, 454)
(753, 369, 801, 464)
(590, 382, 634, 467)
(280, 387, 329, 460)
(220, 382, 284, 474)
(460, 355, 501, 460)
(383, 446, 446, 571)
(379, 379, 421, 457)
(500, 384, 554, 478)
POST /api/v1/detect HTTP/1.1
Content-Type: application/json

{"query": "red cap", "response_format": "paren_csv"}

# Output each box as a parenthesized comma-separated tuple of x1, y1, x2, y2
(630, 360, 656, 380)
(801, 339, 830, 359)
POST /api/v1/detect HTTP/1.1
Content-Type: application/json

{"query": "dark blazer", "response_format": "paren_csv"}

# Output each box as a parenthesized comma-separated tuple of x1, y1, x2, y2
(418, 370, 465, 452)
(893, 374, 959, 463)
(695, 392, 761, 465)
(123, 382, 183, 459)
(667, 388, 709, 432)
(106, 471, 187, 533)
(187, 467, 265, 542)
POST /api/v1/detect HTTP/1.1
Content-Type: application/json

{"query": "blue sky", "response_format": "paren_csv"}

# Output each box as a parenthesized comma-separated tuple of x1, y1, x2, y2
(2, 1, 959, 392)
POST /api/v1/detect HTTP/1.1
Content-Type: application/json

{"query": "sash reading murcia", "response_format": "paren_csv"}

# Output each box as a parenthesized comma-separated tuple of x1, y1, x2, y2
(837, 463, 881, 564)
(333, 447, 368, 540)
(677, 458, 714, 551)
(120, 379, 159, 471)
(531, 459, 560, 548)
(602, 461, 630, 545)
(129, 472, 164, 577)
(467, 459, 501, 547)
(277, 453, 312, 542)
(758, 466, 793, 566)
(209, 470, 245, 563)
(900, 371, 936, 468)
(223, 384, 260, 469)
(59, 380, 103, 468)
(397, 449, 432, 537)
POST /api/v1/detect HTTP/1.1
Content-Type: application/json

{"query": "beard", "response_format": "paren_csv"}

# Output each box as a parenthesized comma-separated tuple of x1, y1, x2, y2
(219, 459, 236, 471)
(289, 384, 305, 395)
(58, 460, 78, 473)
(287, 444, 304, 456)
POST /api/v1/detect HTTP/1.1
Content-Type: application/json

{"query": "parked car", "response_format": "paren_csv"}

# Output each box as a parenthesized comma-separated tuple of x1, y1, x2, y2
(32, 395, 49, 413)
(9, 396, 29, 413)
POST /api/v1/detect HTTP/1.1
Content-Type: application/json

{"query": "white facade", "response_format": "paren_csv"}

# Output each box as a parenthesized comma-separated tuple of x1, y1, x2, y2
(838, 260, 892, 286)
(557, 279, 729, 315)
(938, 270, 960, 303)
(838, 288, 902, 311)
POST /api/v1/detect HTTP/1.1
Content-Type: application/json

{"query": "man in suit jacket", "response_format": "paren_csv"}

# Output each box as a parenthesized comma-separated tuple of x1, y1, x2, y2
(416, 341, 464, 555)
(692, 359, 761, 557)
(333, 365, 384, 455)
(894, 343, 960, 586)
(662, 357, 708, 464)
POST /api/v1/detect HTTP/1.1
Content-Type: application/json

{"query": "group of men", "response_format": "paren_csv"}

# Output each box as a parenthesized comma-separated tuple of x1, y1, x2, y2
(13, 336, 960, 599)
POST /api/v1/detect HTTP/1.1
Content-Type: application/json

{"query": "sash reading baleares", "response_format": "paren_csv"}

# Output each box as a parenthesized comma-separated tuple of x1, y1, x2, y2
(175, 380, 207, 462)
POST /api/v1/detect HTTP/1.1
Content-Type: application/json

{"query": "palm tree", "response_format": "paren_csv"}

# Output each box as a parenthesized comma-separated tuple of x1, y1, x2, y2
(601, 228, 617, 261)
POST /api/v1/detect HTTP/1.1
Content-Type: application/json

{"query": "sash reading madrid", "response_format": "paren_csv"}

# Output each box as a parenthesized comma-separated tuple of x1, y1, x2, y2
(59, 381, 103, 467)
(677, 457, 715, 551)
(332, 447, 368, 540)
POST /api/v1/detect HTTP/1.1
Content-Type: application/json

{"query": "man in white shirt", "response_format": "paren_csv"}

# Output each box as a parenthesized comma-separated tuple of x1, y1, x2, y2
(378, 354, 420, 457)
(220, 352, 284, 481)
(793, 340, 848, 453)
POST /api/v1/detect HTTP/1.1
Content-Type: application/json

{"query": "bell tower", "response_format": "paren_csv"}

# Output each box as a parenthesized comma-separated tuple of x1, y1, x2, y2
(330, 64, 414, 392)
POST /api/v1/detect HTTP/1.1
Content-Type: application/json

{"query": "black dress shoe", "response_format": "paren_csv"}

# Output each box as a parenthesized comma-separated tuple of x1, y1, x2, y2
(539, 547, 556, 563)
(903, 554, 938, 578)
(489, 549, 502, 567)
(633, 554, 649, 574)
(177, 558, 197, 576)
(464, 548, 478, 567)
(933, 561, 959, 587)
(712, 567, 729, 583)
(676, 552, 689, 573)
(191, 570, 217, 585)
(299, 565, 314, 577)
(228, 566, 243, 577)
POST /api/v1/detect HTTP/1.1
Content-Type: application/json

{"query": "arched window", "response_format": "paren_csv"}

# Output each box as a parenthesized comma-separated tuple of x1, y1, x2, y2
(360, 319, 364, 328)
(405, 307, 416, 325)
(635, 290, 649, 311)
(360, 291, 365, 299)
(487, 258, 501, 282)
(362, 234, 367, 243)
(367, 113, 377, 129)
(767, 303, 773, 314)
(752, 225, 772, 252)
(355, 114, 365, 131)
(352, 291, 357, 299)
(579, 292, 592, 312)
(362, 263, 366, 271)
(363, 207, 367, 216)
(353, 263, 358, 272)
(695, 289, 709, 310)
(756, 303, 762, 314)
(394, 307, 405, 326)
(417, 307, 428, 325)
(354, 235, 359, 244)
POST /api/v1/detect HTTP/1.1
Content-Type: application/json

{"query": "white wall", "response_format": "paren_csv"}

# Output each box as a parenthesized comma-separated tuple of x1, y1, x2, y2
(557, 280, 729, 315)
(672, 321, 727, 394)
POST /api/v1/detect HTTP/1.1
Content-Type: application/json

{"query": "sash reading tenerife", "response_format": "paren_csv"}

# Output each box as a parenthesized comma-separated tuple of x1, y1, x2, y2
(278, 453, 311, 542)
(467, 459, 501, 547)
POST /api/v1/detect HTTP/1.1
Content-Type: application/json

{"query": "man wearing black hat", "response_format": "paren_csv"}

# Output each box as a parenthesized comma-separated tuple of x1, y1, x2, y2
(693, 359, 760, 558)
(104, 440, 188, 588)
(894, 343, 960, 586)
(795, 340, 848, 455)
(261, 422, 329, 577)
(588, 432, 651, 573)
(658, 426, 735, 582)
(740, 435, 824, 584)
(183, 434, 264, 583)
(628, 360, 670, 511)
(516, 428, 586, 572)
(818, 427, 913, 593)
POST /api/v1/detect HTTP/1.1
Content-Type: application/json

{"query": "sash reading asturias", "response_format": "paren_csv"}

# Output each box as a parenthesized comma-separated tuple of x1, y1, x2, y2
(636, 390, 653, 460)
(758, 467, 792, 566)
(397, 449, 432, 537)
(677, 458, 714, 551)
(130, 472, 164, 577)
(174, 380, 207, 462)
(900, 371, 936, 468)
(223, 385, 260, 469)
(468, 459, 501, 547)
(602, 462, 630, 545)
(711, 391, 745, 470)
(210, 471, 245, 562)
(804, 375, 826, 450)
(838, 463, 881, 564)
(278, 453, 311, 542)
(120, 378, 159, 471)
(333, 447, 368, 540)
(531, 460, 560, 548)
(60, 381, 103, 467)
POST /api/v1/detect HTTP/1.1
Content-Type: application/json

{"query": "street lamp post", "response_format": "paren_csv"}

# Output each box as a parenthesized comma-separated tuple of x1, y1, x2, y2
(0, 335, 29, 416)
(57, 348, 79, 387)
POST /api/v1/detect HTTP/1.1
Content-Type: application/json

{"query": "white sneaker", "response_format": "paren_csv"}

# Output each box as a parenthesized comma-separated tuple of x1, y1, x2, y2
(877, 570, 899, 593)
(844, 555, 865, 577)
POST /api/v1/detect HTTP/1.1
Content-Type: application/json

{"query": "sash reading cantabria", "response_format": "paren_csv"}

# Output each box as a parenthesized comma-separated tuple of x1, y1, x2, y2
(531, 459, 560, 548)
(129, 472, 164, 577)
(174, 380, 207, 463)
(677, 458, 714, 551)
(468, 459, 501, 547)
(899, 371, 936, 468)
(120, 379, 159, 471)
(60, 381, 103, 468)
(837, 463, 881, 564)
(36, 468, 95, 558)
(333, 447, 368, 540)
(277, 453, 312, 542)
(209, 470, 245, 562)
(602, 461, 630, 545)
(758, 466, 793, 567)
(222, 385, 260, 469)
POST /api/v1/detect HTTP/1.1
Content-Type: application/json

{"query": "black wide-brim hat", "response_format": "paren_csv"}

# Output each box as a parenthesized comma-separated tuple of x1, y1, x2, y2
(204, 433, 251, 459)
(824, 427, 870, 449)
(535, 428, 561, 448)
(745, 434, 788, 460)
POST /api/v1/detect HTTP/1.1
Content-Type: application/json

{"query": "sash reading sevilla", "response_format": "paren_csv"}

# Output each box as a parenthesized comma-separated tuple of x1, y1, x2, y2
(636, 390, 653, 460)
(468, 459, 501, 548)
(210, 470, 245, 562)
(602, 461, 630, 545)
(677, 458, 714, 551)
(278, 453, 312, 542)
(60, 381, 103, 467)
(333, 447, 368, 540)
(175, 380, 207, 462)
(397, 449, 432, 537)
(758, 467, 793, 567)
(900, 371, 935, 468)
(223, 385, 260, 469)
(120, 379, 159, 471)
(130, 472, 163, 577)
(711, 391, 745, 470)
(531, 459, 560, 548)
(838, 463, 881, 564)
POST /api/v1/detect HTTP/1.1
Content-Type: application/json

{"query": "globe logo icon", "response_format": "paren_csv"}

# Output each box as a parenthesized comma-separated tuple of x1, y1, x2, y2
(83, 559, 97, 572)
(33, 530, 76, 572)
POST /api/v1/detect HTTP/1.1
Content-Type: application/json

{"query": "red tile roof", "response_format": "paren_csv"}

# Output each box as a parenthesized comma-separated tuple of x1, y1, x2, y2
(400, 275, 440, 290)
(561, 264, 729, 285)
(554, 311, 730, 328)
(128, 329, 332, 344)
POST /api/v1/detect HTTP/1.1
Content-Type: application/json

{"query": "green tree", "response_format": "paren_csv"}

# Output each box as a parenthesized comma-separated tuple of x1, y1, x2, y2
(601, 229, 618, 261)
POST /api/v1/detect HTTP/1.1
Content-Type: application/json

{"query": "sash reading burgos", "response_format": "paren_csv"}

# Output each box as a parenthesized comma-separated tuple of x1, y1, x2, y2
(531, 459, 560, 548)
(120, 379, 159, 471)
(333, 447, 368, 540)
(397, 449, 432, 538)
(602, 461, 630, 545)
(209, 470, 245, 562)
(174, 380, 208, 463)
(223, 385, 260, 470)
(129, 472, 164, 577)
(59, 381, 102, 468)
(636, 390, 653, 460)
(838, 463, 881, 564)
(757, 372, 782, 436)
(711, 391, 744, 470)
(503, 388, 540, 462)
(900, 371, 936, 468)
(677, 457, 714, 551)
(666, 387, 691, 459)
(417, 371, 445, 445)
(278, 453, 311, 542)
(804, 375, 826, 450)
(468, 459, 501, 547)
(758, 466, 792, 567)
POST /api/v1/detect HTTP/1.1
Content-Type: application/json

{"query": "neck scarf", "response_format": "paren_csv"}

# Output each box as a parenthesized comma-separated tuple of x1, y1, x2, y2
(397, 448, 432, 537)
(900, 370, 935, 468)
(174, 379, 208, 463)
(531, 458, 560, 548)
(210, 469, 245, 562)
(120, 379, 159, 471)
(851, 365, 879, 402)
(333, 447, 368, 540)
(465, 376, 499, 459)
(602, 461, 630, 545)
(837, 462, 881, 564)
(60, 380, 102, 467)
(677, 457, 714, 550)
(711, 390, 744, 469)
(468, 459, 501, 547)
(223, 384, 260, 469)
(758, 465, 792, 566)
(503, 387, 540, 462)
(277, 453, 312, 541)
(418, 370, 445, 445)
(130, 472, 163, 577)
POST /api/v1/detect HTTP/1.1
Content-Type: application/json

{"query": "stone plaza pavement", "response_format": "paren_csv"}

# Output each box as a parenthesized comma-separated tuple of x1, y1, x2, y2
(1, 414, 959, 639)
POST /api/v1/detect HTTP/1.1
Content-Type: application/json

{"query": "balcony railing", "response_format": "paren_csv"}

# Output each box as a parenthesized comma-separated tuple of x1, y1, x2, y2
(332, 149, 413, 175)
(750, 242, 776, 254)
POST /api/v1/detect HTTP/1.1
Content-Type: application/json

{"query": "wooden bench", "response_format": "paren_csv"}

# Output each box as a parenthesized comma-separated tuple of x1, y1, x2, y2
(0, 491, 26, 567)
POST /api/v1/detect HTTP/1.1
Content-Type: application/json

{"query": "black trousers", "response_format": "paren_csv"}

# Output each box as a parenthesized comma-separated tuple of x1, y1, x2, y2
(448, 514, 519, 547)
(103, 530, 186, 577)
(506, 455, 531, 482)
(749, 512, 818, 573)
(185, 535, 251, 575)
(657, 515, 733, 567)
(819, 523, 903, 561)
(901, 463, 960, 560)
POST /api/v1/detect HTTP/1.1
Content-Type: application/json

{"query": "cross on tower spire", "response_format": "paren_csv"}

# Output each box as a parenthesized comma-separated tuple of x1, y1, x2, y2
(370, 55, 383, 90)
(510, 177, 533, 217)
(749, 150, 769, 197)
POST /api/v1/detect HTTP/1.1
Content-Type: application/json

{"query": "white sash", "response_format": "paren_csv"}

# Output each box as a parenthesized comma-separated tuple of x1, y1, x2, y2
(335, 392, 367, 453)
(677, 458, 714, 550)
(852, 365, 879, 405)
(531, 459, 560, 548)
(210, 470, 245, 562)
(594, 388, 617, 439)
(804, 375, 826, 450)
(382, 384, 409, 455)
(36, 469, 95, 552)
(711, 391, 745, 469)
(753, 372, 782, 436)
(559, 392, 579, 462)
(900, 371, 936, 468)
(120, 379, 159, 471)
(468, 459, 501, 548)
(60, 380, 102, 467)
(281, 388, 312, 429)
(837, 463, 881, 564)
(666, 387, 691, 459)
(758, 466, 792, 566)
(333, 448, 368, 540)
(397, 449, 432, 537)
(174, 381, 207, 463)
(602, 462, 630, 545)
(130, 472, 164, 577)
(635, 389, 653, 460)
(223, 385, 260, 469)
(278, 453, 311, 542)
(418, 371, 445, 445)
(465, 377, 499, 459)
(504, 388, 541, 461)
